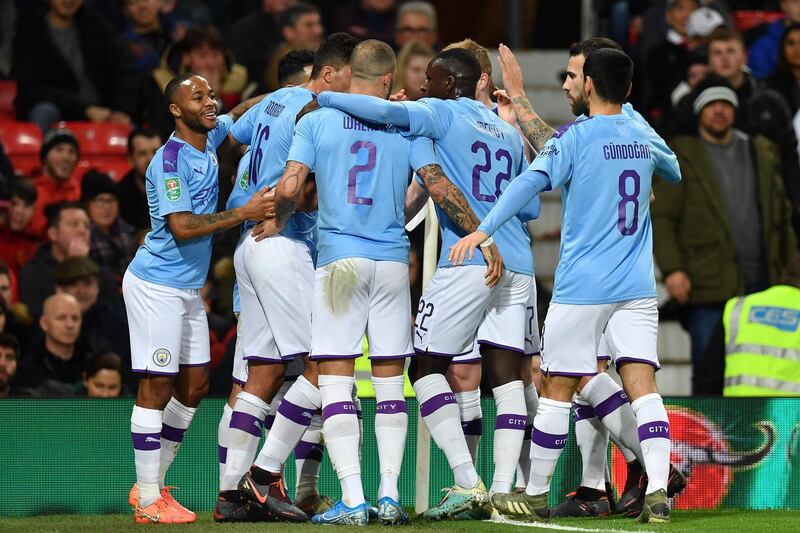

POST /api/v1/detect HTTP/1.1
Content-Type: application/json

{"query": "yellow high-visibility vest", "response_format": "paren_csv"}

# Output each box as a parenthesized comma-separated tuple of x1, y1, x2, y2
(722, 285, 800, 396)
(355, 337, 415, 398)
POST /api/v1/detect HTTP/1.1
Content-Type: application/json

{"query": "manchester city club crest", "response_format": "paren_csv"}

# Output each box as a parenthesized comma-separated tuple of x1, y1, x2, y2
(209, 152, 218, 166)
(152, 348, 172, 367)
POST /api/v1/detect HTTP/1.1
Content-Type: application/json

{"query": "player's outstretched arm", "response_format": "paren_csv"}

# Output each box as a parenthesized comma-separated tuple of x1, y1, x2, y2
(317, 92, 411, 127)
(498, 44, 556, 152)
(167, 185, 273, 240)
(226, 94, 267, 122)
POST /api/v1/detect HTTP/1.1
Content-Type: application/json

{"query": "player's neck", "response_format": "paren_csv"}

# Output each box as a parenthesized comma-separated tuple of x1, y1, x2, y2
(174, 125, 208, 152)
(588, 99, 622, 116)
(305, 77, 330, 95)
(348, 79, 387, 99)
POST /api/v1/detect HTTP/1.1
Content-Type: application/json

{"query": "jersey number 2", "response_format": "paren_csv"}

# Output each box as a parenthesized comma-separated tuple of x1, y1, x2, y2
(617, 170, 640, 236)
(348, 141, 376, 205)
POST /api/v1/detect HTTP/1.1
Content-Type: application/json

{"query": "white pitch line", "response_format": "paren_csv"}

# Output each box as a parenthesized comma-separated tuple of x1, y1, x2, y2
(488, 515, 657, 533)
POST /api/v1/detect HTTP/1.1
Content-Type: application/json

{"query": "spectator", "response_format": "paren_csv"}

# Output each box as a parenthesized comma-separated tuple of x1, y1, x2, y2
(766, 23, 800, 115)
(120, 0, 177, 74)
(394, 1, 438, 49)
(226, 0, 293, 89)
(263, 3, 324, 91)
(328, 0, 395, 43)
(0, 179, 40, 276)
(13, 0, 138, 131)
(695, 254, 800, 396)
(81, 170, 135, 281)
(19, 202, 90, 317)
(29, 129, 81, 238)
(748, 0, 800, 79)
(0, 261, 30, 351)
(277, 49, 316, 87)
(0, 262, 10, 306)
(670, 48, 709, 108)
(17, 293, 84, 394)
(80, 351, 125, 398)
(652, 79, 797, 392)
(393, 40, 434, 101)
(53, 257, 130, 372)
(0, 332, 20, 397)
(119, 129, 160, 232)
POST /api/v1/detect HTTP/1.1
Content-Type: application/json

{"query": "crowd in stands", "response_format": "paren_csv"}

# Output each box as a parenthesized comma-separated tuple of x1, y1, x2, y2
(0, 0, 797, 398)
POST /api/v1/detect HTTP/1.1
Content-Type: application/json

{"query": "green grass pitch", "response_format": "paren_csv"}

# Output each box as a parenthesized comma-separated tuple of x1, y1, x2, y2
(2, 511, 800, 533)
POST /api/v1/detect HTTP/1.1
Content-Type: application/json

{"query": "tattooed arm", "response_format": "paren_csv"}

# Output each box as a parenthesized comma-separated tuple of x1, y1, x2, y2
(167, 185, 272, 240)
(273, 160, 311, 231)
(417, 163, 481, 233)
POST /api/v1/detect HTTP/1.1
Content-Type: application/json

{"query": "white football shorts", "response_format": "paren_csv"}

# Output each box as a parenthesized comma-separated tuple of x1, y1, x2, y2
(414, 265, 531, 357)
(123, 270, 210, 376)
(235, 233, 314, 363)
(541, 298, 659, 376)
(310, 258, 413, 360)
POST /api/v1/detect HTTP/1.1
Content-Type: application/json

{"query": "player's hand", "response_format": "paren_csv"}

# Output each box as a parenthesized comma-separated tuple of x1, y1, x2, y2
(85, 105, 112, 122)
(448, 231, 490, 266)
(389, 89, 407, 102)
(478, 242, 503, 288)
(498, 44, 525, 98)
(251, 219, 280, 241)
(665, 270, 691, 304)
(493, 89, 518, 125)
(240, 186, 274, 221)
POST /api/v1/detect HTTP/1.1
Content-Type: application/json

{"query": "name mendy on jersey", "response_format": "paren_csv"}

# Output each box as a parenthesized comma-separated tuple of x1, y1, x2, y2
(476, 120, 505, 140)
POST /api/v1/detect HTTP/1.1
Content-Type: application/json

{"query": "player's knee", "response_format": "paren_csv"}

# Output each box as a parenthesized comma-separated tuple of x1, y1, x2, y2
(182, 379, 209, 407)
(484, 347, 522, 387)
(408, 354, 449, 385)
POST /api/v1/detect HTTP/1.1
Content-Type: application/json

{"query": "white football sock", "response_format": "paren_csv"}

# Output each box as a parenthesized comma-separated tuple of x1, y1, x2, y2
(414, 374, 476, 489)
(609, 432, 638, 463)
(526, 397, 571, 496)
(516, 384, 539, 488)
(373, 375, 408, 501)
(631, 393, 671, 495)
(218, 403, 233, 490)
(295, 412, 324, 503)
(573, 396, 608, 490)
(254, 376, 320, 474)
(223, 391, 269, 491)
(455, 389, 482, 464)
(131, 405, 162, 507)
(320, 375, 364, 507)
(580, 373, 644, 464)
(159, 397, 196, 489)
(353, 392, 364, 460)
(491, 380, 527, 495)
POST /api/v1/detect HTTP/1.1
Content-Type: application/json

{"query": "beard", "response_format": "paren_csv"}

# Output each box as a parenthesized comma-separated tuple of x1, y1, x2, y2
(572, 93, 590, 117)
(183, 113, 215, 134)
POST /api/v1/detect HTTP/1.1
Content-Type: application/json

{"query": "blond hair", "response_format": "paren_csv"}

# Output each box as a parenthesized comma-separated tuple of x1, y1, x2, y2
(395, 40, 435, 93)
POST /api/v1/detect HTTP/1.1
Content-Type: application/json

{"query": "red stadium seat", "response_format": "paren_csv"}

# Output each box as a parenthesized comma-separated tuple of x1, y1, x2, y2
(0, 81, 16, 120)
(77, 157, 132, 182)
(59, 121, 132, 157)
(733, 10, 784, 33)
(0, 121, 43, 176)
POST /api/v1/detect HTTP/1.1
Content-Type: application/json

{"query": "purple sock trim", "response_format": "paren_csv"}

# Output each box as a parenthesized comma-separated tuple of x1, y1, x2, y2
(295, 440, 324, 462)
(230, 411, 263, 438)
(132, 432, 161, 451)
(495, 413, 527, 430)
(573, 402, 596, 422)
(531, 428, 568, 450)
(419, 392, 457, 417)
(219, 445, 227, 464)
(376, 400, 407, 414)
(278, 399, 315, 427)
(264, 414, 276, 430)
(593, 390, 628, 420)
(523, 424, 533, 439)
(462, 418, 483, 436)
(322, 401, 357, 421)
(160, 423, 187, 443)
(638, 421, 670, 441)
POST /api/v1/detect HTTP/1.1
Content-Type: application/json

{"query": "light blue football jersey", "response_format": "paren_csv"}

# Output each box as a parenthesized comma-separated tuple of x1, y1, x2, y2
(128, 115, 233, 289)
(528, 114, 681, 304)
(231, 86, 317, 254)
(228, 149, 255, 314)
(288, 108, 436, 267)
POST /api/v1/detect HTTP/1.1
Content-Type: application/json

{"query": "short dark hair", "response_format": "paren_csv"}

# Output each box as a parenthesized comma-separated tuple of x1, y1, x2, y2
(180, 24, 226, 53)
(583, 48, 633, 105)
(8, 178, 37, 205)
(164, 73, 196, 105)
(127, 128, 160, 155)
(45, 201, 85, 229)
(431, 48, 481, 96)
(84, 351, 123, 379)
(0, 333, 19, 360)
(309, 32, 359, 80)
(568, 37, 623, 58)
(279, 2, 320, 31)
(708, 27, 745, 48)
(278, 49, 316, 86)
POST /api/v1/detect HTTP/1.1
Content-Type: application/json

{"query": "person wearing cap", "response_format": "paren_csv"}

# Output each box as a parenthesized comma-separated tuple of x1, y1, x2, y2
(29, 128, 81, 238)
(81, 169, 135, 283)
(653, 75, 797, 393)
(53, 256, 131, 384)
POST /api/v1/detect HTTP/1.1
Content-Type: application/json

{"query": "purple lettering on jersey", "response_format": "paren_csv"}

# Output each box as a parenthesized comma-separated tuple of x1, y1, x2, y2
(348, 141, 376, 205)
(617, 170, 640, 236)
(162, 139, 182, 173)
